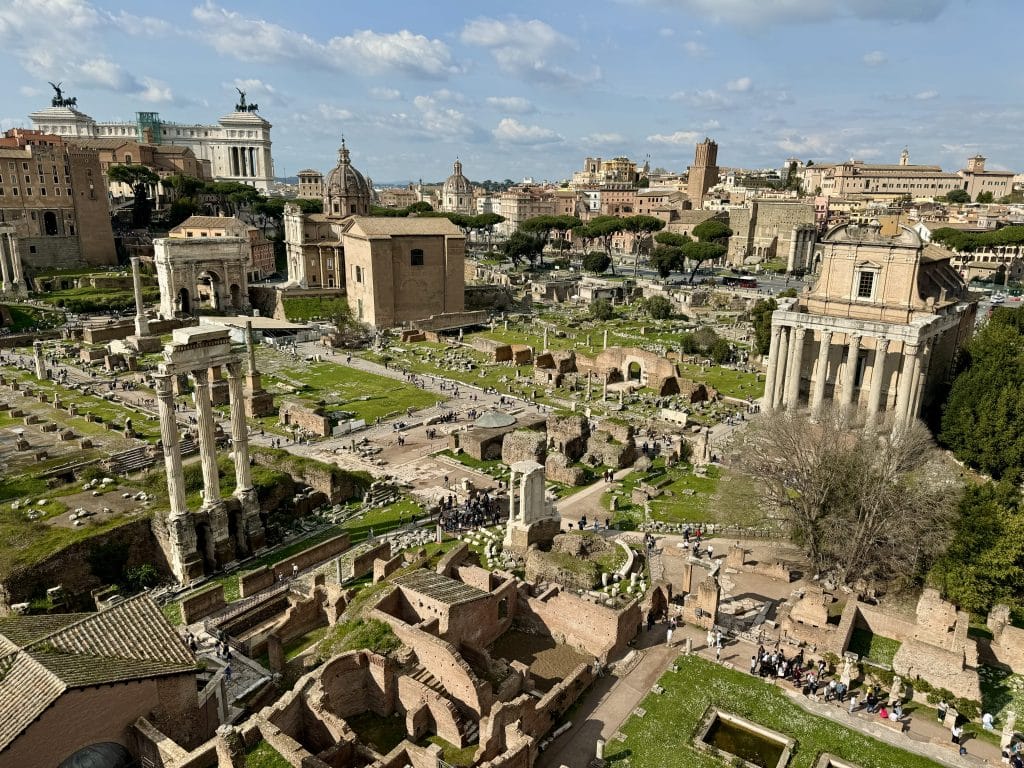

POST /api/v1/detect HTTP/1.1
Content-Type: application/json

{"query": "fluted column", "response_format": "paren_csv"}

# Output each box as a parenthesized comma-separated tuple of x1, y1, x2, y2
(772, 326, 789, 409)
(191, 369, 221, 505)
(810, 329, 833, 420)
(155, 374, 188, 519)
(0, 235, 11, 292)
(840, 334, 862, 407)
(131, 256, 150, 336)
(907, 340, 930, 420)
(895, 343, 919, 426)
(763, 324, 783, 412)
(227, 362, 252, 492)
(865, 338, 890, 431)
(785, 326, 807, 409)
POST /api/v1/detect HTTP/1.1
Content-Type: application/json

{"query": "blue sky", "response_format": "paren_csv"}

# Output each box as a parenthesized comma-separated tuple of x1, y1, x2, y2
(1, 0, 1021, 184)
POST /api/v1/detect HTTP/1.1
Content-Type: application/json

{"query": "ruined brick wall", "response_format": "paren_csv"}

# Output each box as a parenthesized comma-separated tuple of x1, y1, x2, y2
(279, 399, 331, 437)
(458, 427, 508, 461)
(545, 452, 587, 485)
(585, 430, 637, 469)
(342, 541, 391, 581)
(179, 583, 226, 624)
(240, 566, 276, 598)
(396, 676, 464, 747)
(852, 602, 917, 645)
(516, 586, 640, 662)
(501, 429, 546, 465)
(464, 284, 514, 311)
(546, 415, 589, 461)
(315, 651, 395, 720)
(983, 606, 1024, 672)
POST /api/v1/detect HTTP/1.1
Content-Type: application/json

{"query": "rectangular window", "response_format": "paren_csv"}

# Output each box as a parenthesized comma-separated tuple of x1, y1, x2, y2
(411, 249, 424, 266)
(857, 271, 875, 299)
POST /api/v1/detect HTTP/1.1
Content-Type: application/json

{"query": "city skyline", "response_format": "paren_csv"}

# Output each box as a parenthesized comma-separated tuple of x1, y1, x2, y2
(1, 0, 1021, 182)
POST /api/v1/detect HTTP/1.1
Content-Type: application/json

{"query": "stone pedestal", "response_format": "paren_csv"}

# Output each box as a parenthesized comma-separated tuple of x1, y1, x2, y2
(245, 389, 275, 418)
(125, 334, 162, 353)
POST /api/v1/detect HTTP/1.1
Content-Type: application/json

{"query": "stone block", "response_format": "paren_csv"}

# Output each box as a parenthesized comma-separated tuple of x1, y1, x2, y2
(502, 429, 547, 465)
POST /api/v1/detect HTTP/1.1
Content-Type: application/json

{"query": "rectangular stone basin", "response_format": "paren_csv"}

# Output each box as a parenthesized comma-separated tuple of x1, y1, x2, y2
(815, 756, 862, 768)
(695, 708, 795, 768)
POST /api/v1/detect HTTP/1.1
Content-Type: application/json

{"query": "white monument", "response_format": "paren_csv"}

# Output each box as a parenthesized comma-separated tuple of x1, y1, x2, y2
(504, 460, 561, 551)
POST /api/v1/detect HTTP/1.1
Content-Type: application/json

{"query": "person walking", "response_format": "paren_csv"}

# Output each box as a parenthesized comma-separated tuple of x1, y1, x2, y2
(937, 699, 948, 722)
(666, 626, 674, 647)
(848, 693, 858, 713)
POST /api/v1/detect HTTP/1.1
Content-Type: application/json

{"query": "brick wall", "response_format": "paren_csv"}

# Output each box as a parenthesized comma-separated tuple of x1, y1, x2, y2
(516, 585, 640, 662)
(179, 583, 226, 624)
(342, 541, 390, 581)
(240, 566, 276, 597)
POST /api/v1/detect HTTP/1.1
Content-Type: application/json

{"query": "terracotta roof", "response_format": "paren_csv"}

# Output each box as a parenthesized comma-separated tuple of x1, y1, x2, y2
(348, 216, 464, 238)
(0, 596, 195, 753)
(171, 215, 252, 234)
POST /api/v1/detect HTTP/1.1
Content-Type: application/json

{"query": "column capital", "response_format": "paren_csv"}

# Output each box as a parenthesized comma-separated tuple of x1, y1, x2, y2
(191, 368, 210, 385)
(225, 360, 244, 379)
(153, 372, 174, 396)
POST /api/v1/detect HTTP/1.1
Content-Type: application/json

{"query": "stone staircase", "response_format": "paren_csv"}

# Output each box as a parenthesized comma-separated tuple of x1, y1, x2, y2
(107, 445, 155, 475)
(408, 664, 479, 745)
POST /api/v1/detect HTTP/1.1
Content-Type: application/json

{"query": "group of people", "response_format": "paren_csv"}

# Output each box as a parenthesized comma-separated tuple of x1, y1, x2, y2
(573, 514, 611, 532)
(437, 492, 502, 531)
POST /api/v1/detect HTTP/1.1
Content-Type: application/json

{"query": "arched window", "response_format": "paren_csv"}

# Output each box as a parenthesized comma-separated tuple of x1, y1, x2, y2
(411, 249, 424, 266)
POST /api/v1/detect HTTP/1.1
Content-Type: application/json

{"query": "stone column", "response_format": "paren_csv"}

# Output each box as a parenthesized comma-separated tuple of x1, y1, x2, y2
(910, 338, 933, 419)
(543, 327, 548, 350)
(772, 326, 789, 409)
(864, 338, 890, 431)
(32, 341, 45, 380)
(603, 329, 608, 350)
(155, 373, 188, 519)
(130, 256, 150, 337)
(227, 363, 253, 493)
(810, 329, 832, 420)
(905, 344, 925, 421)
(762, 324, 783, 412)
(191, 369, 221, 506)
(785, 326, 806, 410)
(840, 334, 861, 408)
(0, 235, 11, 292)
(894, 343, 919, 426)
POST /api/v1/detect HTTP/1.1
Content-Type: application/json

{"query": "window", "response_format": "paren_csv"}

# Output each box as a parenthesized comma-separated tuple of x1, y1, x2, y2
(410, 249, 424, 266)
(354, 265, 363, 283)
(856, 270, 875, 299)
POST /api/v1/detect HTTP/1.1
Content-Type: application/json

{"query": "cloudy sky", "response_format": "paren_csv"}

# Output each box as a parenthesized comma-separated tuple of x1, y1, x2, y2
(1, 0, 1021, 184)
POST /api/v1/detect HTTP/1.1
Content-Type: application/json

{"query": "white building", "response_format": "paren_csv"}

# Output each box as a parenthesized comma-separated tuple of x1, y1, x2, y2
(30, 94, 274, 191)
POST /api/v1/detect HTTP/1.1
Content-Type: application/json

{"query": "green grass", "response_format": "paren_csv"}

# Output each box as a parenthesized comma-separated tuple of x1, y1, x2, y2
(1, 304, 64, 331)
(265, 361, 439, 423)
(316, 618, 401, 661)
(346, 711, 408, 755)
(607, 655, 947, 768)
(979, 665, 1024, 726)
(35, 284, 159, 313)
(675, 361, 764, 400)
(281, 296, 351, 322)
(423, 736, 477, 767)
(847, 628, 901, 667)
(245, 740, 291, 768)
(340, 499, 422, 543)
(283, 625, 331, 661)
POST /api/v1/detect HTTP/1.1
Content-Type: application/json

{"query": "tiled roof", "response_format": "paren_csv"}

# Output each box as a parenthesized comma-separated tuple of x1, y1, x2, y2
(171, 215, 250, 233)
(0, 596, 195, 753)
(348, 216, 464, 237)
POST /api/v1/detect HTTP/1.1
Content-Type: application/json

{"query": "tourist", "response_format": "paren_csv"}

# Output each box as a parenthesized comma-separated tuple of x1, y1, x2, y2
(292, 563, 298, 578)
(707, 544, 714, 560)
(879, 705, 889, 720)
(715, 645, 721, 662)
(951, 723, 963, 745)
(666, 626, 674, 647)
(706, 629, 714, 649)
(983, 712, 995, 731)
(750, 655, 758, 674)
(848, 693, 858, 713)
(937, 699, 948, 722)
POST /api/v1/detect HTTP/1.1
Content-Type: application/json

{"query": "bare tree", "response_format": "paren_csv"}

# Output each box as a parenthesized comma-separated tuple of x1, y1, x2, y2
(733, 409, 958, 589)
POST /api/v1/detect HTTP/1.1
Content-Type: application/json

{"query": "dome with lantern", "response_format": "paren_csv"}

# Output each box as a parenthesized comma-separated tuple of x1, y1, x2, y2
(324, 138, 371, 218)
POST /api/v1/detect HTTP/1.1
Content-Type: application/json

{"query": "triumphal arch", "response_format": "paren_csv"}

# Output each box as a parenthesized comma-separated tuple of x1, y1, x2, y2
(154, 235, 251, 318)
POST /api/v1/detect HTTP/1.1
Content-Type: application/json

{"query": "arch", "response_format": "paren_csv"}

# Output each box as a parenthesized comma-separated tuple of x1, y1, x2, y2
(197, 269, 223, 309)
(194, 521, 216, 574)
(627, 361, 642, 382)
(43, 211, 59, 236)
(229, 283, 242, 309)
(228, 507, 248, 557)
(177, 287, 192, 315)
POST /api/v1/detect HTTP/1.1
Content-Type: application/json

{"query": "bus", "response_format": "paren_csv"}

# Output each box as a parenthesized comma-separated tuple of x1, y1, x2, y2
(722, 276, 758, 289)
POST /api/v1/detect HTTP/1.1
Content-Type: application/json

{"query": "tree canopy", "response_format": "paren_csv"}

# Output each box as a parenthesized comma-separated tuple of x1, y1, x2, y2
(681, 240, 727, 283)
(940, 306, 1024, 482)
(749, 298, 778, 356)
(578, 216, 625, 275)
(582, 251, 611, 274)
(650, 245, 684, 278)
(590, 298, 614, 321)
(735, 411, 957, 588)
(502, 230, 545, 267)
(930, 224, 1024, 253)
(645, 294, 672, 320)
(691, 218, 733, 243)
(108, 164, 160, 228)
(944, 189, 971, 204)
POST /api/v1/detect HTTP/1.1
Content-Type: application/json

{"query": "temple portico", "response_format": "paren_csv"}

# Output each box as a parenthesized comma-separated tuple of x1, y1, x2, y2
(155, 325, 264, 583)
(0, 225, 27, 296)
(760, 223, 977, 427)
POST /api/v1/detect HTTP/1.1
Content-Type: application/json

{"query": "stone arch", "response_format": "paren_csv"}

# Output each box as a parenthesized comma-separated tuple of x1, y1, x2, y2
(194, 520, 216, 573)
(229, 283, 243, 309)
(178, 287, 192, 315)
(198, 269, 224, 309)
(627, 361, 642, 382)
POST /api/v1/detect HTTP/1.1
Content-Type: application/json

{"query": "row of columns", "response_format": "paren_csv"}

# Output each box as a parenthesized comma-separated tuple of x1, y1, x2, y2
(230, 146, 260, 178)
(154, 359, 258, 581)
(764, 323, 932, 427)
(0, 230, 27, 294)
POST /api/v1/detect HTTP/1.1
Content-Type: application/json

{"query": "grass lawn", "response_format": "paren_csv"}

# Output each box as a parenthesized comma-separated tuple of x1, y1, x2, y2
(265, 361, 439, 423)
(339, 499, 423, 543)
(281, 295, 350, 322)
(361, 343, 526, 393)
(423, 736, 477, 767)
(607, 655, 947, 768)
(346, 711, 408, 755)
(847, 628, 901, 667)
(979, 665, 1024, 727)
(676, 361, 764, 400)
(245, 740, 291, 768)
(283, 626, 331, 662)
(1, 304, 64, 331)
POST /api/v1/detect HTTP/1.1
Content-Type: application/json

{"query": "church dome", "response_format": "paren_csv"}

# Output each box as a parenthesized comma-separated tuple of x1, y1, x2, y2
(324, 139, 371, 218)
(443, 159, 472, 197)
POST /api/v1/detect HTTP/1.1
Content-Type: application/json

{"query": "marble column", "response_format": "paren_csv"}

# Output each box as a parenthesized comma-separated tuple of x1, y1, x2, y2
(603, 329, 608, 350)
(810, 329, 833, 420)
(908, 340, 930, 420)
(131, 257, 150, 336)
(227, 363, 253, 494)
(0, 236, 11, 292)
(895, 343, 919, 425)
(10, 235, 24, 289)
(762, 324, 783, 412)
(840, 334, 862, 408)
(772, 326, 789, 409)
(33, 341, 45, 380)
(154, 373, 188, 519)
(864, 338, 890, 431)
(785, 326, 806, 410)
(191, 369, 221, 506)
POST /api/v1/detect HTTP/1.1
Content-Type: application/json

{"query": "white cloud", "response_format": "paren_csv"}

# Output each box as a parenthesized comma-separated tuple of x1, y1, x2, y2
(638, 0, 951, 26)
(71, 57, 142, 92)
(647, 130, 699, 145)
(582, 132, 627, 145)
(139, 77, 174, 103)
(726, 76, 752, 92)
(108, 9, 173, 36)
(683, 40, 708, 56)
(230, 78, 283, 105)
(19, 86, 41, 97)
(862, 50, 887, 66)
(486, 96, 535, 113)
(492, 118, 562, 144)
(658, 27, 675, 36)
(703, 119, 721, 130)
(192, 2, 458, 78)
(777, 134, 837, 156)
(914, 89, 939, 100)
(670, 89, 730, 108)
(316, 104, 354, 122)
(370, 87, 401, 101)
(461, 17, 599, 85)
